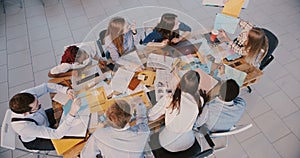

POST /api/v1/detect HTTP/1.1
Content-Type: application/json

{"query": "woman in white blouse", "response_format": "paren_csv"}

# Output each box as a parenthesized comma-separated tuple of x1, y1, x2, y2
(148, 70, 204, 152)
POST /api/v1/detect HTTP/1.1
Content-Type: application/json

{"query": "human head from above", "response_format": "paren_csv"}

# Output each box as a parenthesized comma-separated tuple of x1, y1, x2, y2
(9, 93, 41, 115)
(245, 27, 268, 65)
(106, 99, 132, 129)
(106, 17, 130, 54)
(219, 79, 240, 102)
(155, 13, 179, 39)
(170, 70, 201, 113)
(61, 45, 88, 64)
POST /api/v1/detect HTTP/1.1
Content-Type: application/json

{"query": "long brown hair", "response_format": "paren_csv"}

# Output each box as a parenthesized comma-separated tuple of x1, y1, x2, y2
(245, 27, 268, 66)
(154, 13, 177, 40)
(106, 17, 125, 55)
(169, 70, 202, 115)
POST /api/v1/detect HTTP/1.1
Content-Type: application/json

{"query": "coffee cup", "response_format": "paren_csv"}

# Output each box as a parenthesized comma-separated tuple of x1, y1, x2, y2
(210, 29, 219, 42)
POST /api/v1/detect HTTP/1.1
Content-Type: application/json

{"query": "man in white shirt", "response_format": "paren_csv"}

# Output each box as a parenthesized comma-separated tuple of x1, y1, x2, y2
(9, 83, 81, 150)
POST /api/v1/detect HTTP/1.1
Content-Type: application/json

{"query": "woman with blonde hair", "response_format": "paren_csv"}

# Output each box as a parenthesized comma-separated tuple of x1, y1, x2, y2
(219, 20, 268, 67)
(148, 70, 204, 152)
(104, 17, 137, 63)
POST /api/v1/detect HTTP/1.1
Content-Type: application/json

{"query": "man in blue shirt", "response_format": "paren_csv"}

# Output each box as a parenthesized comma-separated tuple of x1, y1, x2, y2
(196, 79, 246, 132)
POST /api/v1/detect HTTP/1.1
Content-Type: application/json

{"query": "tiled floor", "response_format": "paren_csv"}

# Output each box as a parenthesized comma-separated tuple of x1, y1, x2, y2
(0, 0, 300, 157)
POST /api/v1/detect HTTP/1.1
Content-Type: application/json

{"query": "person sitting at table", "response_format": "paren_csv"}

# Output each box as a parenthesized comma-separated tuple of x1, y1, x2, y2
(142, 13, 192, 47)
(194, 79, 246, 132)
(9, 83, 81, 150)
(103, 17, 137, 64)
(148, 70, 204, 152)
(48, 45, 105, 78)
(218, 19, 268, 67)
(81, 99, 150, 158)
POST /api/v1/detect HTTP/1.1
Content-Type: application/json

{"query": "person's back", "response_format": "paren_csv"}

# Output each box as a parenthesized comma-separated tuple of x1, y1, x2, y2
(81, 99, 150, 158)
(205, 96, 246, 132)
(200, 79, 246, 132)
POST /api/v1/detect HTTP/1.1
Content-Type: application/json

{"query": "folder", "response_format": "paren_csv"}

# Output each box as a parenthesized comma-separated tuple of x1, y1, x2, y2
(222, 0, 245, 18)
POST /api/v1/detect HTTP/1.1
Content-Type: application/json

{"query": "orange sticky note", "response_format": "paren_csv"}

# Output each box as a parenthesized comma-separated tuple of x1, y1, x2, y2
(222, 0, 244, 18)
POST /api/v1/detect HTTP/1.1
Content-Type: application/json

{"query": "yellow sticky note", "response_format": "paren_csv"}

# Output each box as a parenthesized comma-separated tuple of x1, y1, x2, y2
(222, 0, 244, 18)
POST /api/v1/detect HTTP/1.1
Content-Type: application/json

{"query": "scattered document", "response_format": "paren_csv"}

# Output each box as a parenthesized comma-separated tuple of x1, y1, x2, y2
(52, 92, 70, 105)
(224, 64, 247, 86)
(147, 53, 174, 70)
(110, 68, 135, 93)
(214, 13, 239, 34)
(61, 98, 90, 138)
(117, 50, 144, 71)
(222, 0, 245, 18)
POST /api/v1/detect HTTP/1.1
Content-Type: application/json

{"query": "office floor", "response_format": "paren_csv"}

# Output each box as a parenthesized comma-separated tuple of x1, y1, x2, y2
(0, 0, 300, 157)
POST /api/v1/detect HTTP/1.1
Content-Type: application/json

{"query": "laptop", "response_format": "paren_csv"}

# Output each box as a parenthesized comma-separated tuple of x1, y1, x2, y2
(166, 40, 202, 57)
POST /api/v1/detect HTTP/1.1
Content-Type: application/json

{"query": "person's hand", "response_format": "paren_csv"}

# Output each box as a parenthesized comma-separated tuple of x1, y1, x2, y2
(130, 21, 137, 34)
(218, 29, 230, 42)
(98, 60, 107, 69)
(67, 88, 75, 100)
(171, 37, 181, 44)
(161, 39, 169, 46)
(72, 70, 78, 77)
(69, 98, 81, 116)
(218, 64, 225, 75)
(199, 89, 209, 105)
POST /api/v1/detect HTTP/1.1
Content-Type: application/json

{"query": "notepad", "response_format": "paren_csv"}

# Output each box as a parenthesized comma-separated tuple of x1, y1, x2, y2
(214, 13, 240, 34)
(222, 0, 245, 18)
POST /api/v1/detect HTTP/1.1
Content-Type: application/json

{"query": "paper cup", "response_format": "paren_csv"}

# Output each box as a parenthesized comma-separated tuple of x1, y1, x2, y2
(210, 30, 219, 42)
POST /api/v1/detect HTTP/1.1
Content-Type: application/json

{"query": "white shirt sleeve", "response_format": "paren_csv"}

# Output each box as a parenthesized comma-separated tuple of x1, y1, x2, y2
(148, 96, 172, 121)
(21, 83, 68, 98)
(12, 114, 75, 140)
(50, 63, 72, 74)
(80, 134, 101, 158)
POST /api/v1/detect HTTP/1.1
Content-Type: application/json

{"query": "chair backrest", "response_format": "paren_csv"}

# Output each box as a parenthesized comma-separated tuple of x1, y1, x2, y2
(97, 29, 107, 57)
(1, 109, 16, 150)
(210, 124, 253, 137)
(143, 18, 160, 37)
(259, 28, 279, 70)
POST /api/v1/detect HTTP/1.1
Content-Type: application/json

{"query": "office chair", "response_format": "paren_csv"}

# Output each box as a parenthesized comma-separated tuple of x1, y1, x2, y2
(210, 124, 252, 151)
(148, 128, 215, 158)
(247, 28, 278, 93)
(1, 109, 62, 158)
(97, 29, 107, 58)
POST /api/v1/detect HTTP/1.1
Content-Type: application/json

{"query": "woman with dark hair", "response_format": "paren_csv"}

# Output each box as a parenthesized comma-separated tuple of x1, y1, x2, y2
(142, 13, 192, 47)
(148, 70, 204, 152)
(219, 19, 268, 67)
(104, 17, 137, 63)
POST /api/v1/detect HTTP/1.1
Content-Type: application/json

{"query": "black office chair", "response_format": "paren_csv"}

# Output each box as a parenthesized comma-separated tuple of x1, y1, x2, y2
(149, 127, 215, 158)
(96, 29, 107, 58)
(247, 28, 279, 93)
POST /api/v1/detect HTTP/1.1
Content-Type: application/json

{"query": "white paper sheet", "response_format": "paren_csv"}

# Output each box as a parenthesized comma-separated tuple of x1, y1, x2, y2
(110, 68, 135, 93)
